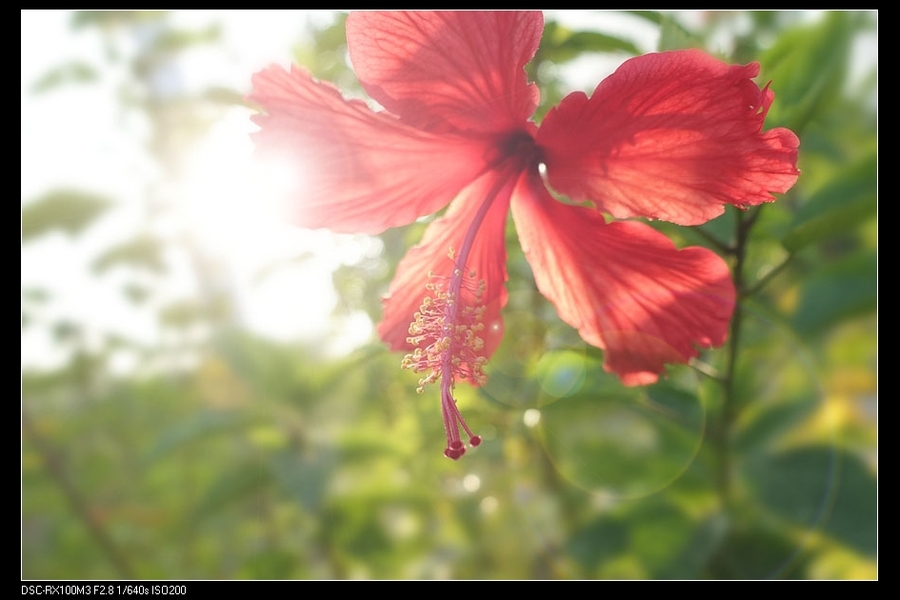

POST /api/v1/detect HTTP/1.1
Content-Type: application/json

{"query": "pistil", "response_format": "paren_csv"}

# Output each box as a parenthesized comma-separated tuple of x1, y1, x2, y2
(402, 166, 519, 459)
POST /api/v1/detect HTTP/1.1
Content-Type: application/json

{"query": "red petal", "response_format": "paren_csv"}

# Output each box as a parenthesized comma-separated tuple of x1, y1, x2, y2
(346, 11, 542, 134)
(511, 173, 735, 386)
(538, 49, 800, 226)
(377, 170, 516, 372)
(249, 64, 494, 234)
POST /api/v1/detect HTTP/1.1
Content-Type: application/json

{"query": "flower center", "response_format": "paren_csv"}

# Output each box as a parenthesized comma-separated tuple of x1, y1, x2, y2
(497, 129, 545, 174)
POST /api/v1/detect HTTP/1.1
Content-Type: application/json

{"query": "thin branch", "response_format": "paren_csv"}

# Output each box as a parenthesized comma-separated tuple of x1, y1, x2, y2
(741, 253, 795, 299)
(692, 225, 735, 255)
(22, 407, 135, 578)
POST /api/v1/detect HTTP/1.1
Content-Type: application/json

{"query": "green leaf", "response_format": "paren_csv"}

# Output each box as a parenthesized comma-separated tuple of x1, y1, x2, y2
(566, 30, 641, 56)
(657, 14, 705, 52)
(154, 25, 220, 53)
(202, 86, 254, 108)
(71, 11, 164, 31)
(735, 393, 821, 452)
(22, 287, 52, 304)
(238, 549, 296, 579)
(661, 513, 729, 579)
(790, 250, 876, 336)
(623, 10, 664, 25)
(538, 384, 703, 498)
(709, 519, 813, 578)
(743, 446, 876, 557)
(782, 153, 876, 253)
(566, 517, 629, 573)
(270, 449, 334, 513)
(534, 21, 640, 75)
(92, 235, 168, 275)
(31, 61, 99, 94)
(760, 12, 855, 133)
(144, 409, 245, 464)
(193, 463, 273, 519)
(22, 189, 112, 241)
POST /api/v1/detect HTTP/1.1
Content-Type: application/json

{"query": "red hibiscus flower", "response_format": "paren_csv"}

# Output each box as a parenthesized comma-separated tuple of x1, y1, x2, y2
(249, 11, 800, 459)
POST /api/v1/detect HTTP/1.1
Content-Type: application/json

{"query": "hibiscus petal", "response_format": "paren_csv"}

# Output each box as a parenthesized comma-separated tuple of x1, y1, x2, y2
(538, 49, 800, 226)
(346, 11, 542, 134)
(249, 64, 494, 234)
(511, 173, 735, 385)
(378, 170, 516, 376)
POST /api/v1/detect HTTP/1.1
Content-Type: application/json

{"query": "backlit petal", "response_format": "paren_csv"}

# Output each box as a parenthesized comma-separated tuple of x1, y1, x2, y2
(378, 170, 516, 373)
(538, 49, 800, 225)
(249, 64, 494, 234)
(346, 11, 542, 134)
(511, 172, 735, 385)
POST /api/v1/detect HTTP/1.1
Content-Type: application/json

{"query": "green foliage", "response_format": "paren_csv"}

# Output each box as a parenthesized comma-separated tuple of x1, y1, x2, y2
(22, 10, 876, 580)
(759, 12, 857, 134)
(790, 250, 877, 336)
(782, 153, 876, 253)
(92, 235, 168, 275)
(22, 189, 112, 240)
(31, 61, 99, 94)
(540, 20, 641, 60)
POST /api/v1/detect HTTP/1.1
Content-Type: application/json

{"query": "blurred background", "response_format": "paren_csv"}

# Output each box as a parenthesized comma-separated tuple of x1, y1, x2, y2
(22, 11, 876, 579)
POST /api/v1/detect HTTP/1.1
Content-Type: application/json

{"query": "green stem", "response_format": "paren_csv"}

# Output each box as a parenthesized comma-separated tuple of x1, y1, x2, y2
(716, 206, 758, 510)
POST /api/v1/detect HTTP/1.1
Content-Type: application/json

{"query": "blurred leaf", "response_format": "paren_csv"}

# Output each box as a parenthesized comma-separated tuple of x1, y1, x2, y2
(709, 520, 813, 578)
(22, 287, 52, 303)
(662, 513, 729, 579)
(155, 25, 220, 53)
(624, 10, 664, 25)
(736, 393, 821, 452)
(760, 12, 854, 133)
(566, 516, 628, 573)
(193, 462, 273, 519)
(122, 282, 152, 304)
(31, 61, 99, 94)
(292, 13, 355, 90)
(790, 250, 877, 336)
(565, 30, 641, 56)
(145, 409, 245, 464)
(270, 449, 334, 513)
(202, 85, 254, 108)
(743, 446, 876, 557)
(22, 189, 112, 241)
(337, 429, 406, 461)
(541, 21, 640, 62)
(159, 297, 231, 328)
(538, 384, 703, 498)
(51, 320, 82, 342)
(657, 14, 705, 52)
(92, 235, 168, 275)
(238, 549, 296, 579)
(782, 153, 877, 253)
(71, 10, 164, 31)
(630, 503, 702, 578)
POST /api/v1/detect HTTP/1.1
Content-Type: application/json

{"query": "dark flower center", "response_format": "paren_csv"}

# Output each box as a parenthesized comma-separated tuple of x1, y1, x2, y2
(497, 129, 545, 174)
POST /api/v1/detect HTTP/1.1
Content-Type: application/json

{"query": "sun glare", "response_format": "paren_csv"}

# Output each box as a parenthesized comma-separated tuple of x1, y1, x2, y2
(181, 106, 373, 351)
